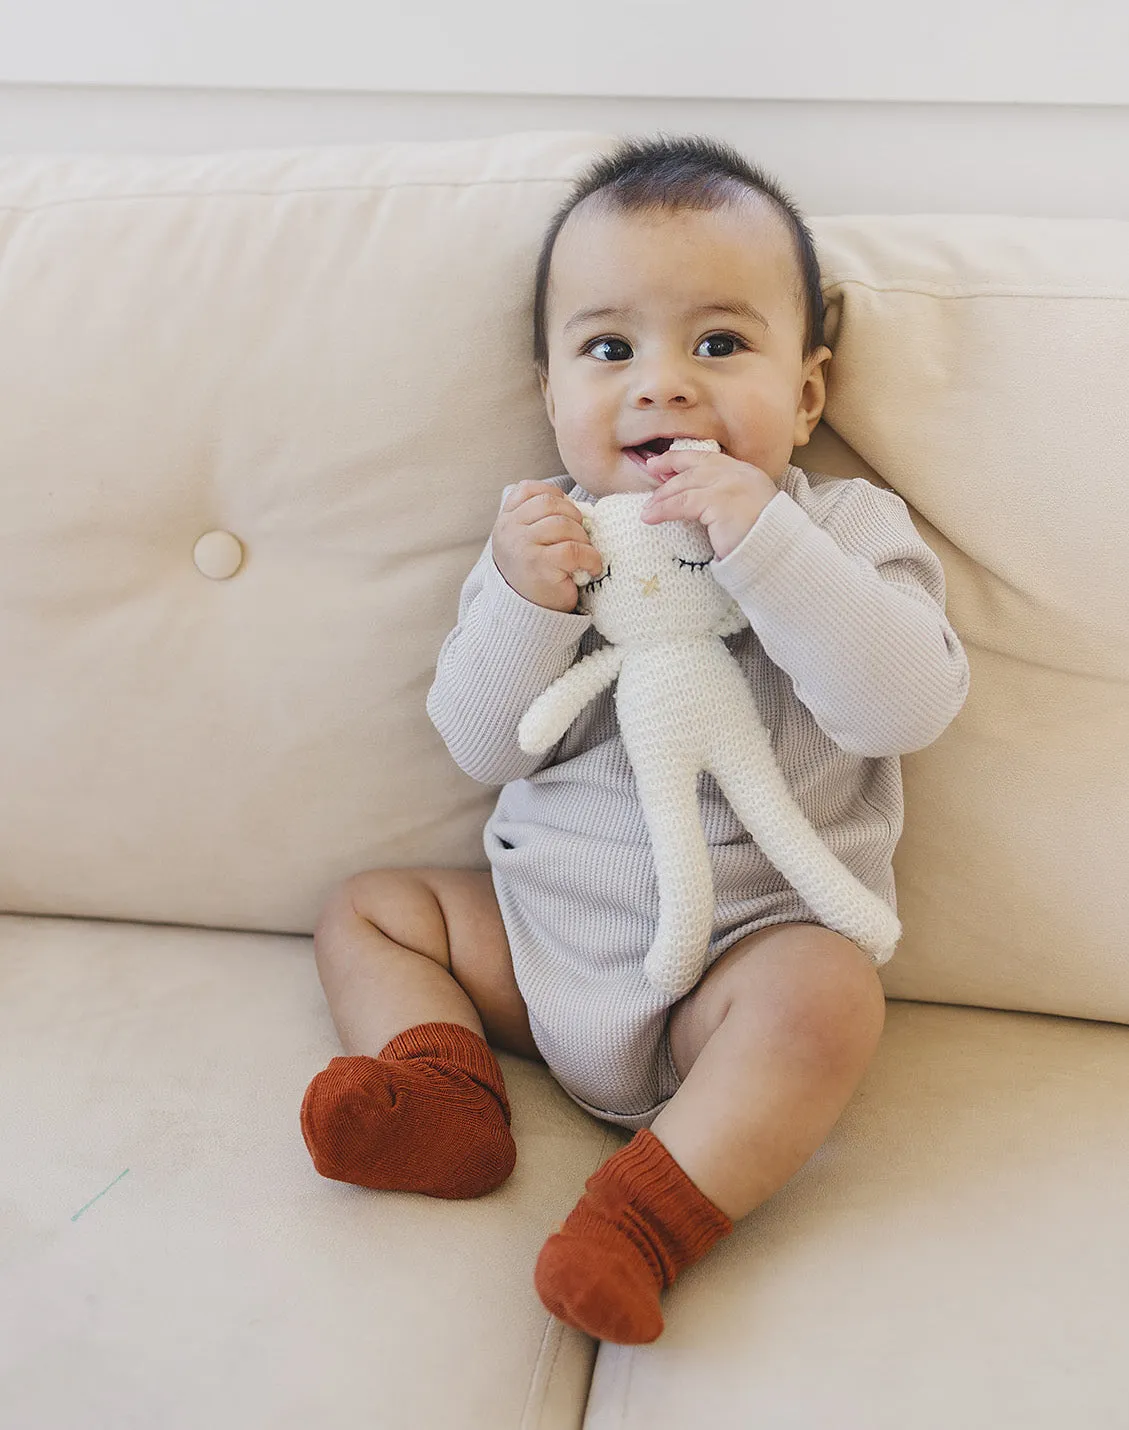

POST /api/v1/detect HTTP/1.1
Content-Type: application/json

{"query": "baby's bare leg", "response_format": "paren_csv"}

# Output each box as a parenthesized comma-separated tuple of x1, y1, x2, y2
(655, 922, 887, 1220)
(534, 923, 885, 1343)
(312, 867, 539, 1062)
(302, 867, 540, 1198)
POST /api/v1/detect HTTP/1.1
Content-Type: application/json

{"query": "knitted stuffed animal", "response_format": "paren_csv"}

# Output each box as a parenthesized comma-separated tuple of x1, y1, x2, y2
(517, 451, 902, 999)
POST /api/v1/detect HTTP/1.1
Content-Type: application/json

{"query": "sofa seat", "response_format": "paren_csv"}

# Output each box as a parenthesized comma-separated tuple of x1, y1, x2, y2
(588, 1001, 1129, 1430)
(4, 910, 1126, 1429)
(0, 913, 612, 1430)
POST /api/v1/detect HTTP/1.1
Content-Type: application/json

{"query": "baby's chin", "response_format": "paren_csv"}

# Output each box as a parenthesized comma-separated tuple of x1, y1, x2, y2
(570, 462, 660, 499)
(573, 479, 646, 500)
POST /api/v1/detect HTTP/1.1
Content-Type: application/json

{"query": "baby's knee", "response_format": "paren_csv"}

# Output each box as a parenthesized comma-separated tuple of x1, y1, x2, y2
(314, 868, 443, 962)
(715, 930, 885, 1078)
(774, 940, 886, 1074)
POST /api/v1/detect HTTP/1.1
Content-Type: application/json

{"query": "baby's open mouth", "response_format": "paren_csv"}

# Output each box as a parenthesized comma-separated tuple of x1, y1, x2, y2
(624, 437, 721, 469)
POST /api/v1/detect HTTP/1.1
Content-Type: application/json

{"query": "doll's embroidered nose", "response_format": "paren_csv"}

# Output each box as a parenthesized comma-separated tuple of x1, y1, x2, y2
(639, 573, 661, 597)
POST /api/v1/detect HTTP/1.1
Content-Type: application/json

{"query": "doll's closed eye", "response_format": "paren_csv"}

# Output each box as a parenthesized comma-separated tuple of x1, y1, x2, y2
(675, 557, 711, 571)
(588, 564, 612, 590)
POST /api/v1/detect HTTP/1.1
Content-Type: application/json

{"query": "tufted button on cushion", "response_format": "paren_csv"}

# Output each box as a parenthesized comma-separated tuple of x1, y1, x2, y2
(193, 530, 244, 580)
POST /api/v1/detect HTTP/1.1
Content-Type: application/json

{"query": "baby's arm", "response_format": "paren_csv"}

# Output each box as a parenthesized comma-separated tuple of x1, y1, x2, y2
(428, 481, 601, 784)
(710, 477, 970, 757)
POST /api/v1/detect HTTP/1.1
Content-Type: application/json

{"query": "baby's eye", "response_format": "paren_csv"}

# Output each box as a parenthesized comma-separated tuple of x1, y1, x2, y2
(584, 337, 633, 362)
(694, 332, 746, 359)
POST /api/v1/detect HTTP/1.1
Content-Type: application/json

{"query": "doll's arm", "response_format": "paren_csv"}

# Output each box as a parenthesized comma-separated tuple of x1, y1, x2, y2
(517, 643, 625, 755)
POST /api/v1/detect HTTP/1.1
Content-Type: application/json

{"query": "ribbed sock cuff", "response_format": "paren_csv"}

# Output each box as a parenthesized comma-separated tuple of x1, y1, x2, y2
(378, 1021, 511, 1125)
(588, 1128, 733, 1284)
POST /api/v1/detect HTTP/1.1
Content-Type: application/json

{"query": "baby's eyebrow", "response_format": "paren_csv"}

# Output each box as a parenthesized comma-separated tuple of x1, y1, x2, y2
(692, 301, 770, 331)
(562, 306, 629, 335)
(561, 301, 770, 335)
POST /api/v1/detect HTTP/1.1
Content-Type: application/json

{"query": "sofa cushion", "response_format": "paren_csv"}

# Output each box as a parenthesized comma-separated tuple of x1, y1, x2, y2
(585, 1001, 1129, 1429)
(807, 218, 1129, 1022)
(5, 909, 1125, 1428)
(0, 132, 611, 934)
(0, 912, 621, 1429)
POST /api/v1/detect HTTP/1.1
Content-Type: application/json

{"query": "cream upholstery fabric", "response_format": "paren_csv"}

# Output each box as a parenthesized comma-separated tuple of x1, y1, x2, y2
(2, 143, 1124, 1028)
(586, 998, 1129, 1429)
(808, 218, 1129, 1023)
(2, 140, 1125, 1028)
(2, 133, 1128, 1430)
(0, 912, 619, 1430)
(0, 133, 611, 934)
(4, 911, 1125, 1428)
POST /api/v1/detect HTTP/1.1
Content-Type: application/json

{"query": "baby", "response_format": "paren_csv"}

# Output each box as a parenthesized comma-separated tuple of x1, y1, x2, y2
(300, 134, 971, 1345)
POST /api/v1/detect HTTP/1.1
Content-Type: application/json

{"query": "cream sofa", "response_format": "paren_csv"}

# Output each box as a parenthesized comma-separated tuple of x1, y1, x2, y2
(1, 130, 1127, 1430)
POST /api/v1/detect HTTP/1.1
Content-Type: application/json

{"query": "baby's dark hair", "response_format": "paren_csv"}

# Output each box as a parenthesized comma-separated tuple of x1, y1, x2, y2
(533, 133, 825, 375)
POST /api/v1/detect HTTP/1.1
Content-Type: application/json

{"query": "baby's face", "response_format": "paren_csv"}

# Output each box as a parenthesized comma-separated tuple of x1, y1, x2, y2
(540, 198, 831, 497)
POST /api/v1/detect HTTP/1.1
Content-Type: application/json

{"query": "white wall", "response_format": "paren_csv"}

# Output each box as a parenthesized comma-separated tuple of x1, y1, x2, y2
(2, 0, 1128, 219)
(3, 0, 1128, 104)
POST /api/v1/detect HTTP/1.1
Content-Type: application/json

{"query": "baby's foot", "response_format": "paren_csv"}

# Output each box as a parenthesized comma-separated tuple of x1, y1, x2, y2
(300, 1022, 516, 1199)
(534, 1129, 732, 1343)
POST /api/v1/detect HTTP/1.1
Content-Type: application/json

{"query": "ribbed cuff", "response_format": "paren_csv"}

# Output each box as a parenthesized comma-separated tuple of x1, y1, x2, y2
(589, 1128, 733, 1279)
(709, 488, 812, 604)
(378, 1021, 511, 1124)
(482, 555, 593, 645)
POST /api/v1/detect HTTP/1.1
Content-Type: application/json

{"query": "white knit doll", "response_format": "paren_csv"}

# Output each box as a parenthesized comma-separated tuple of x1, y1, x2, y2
(517, 442, 902, 1000)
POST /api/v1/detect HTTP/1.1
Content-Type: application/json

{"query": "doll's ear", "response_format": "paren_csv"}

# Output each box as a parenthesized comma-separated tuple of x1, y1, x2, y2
(714, 599, 750, 638)
(572, 499, 597, 537)
(570, 500, 599, 586)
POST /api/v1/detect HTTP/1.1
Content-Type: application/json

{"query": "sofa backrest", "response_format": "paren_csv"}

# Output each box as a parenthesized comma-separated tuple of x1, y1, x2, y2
(0, 132, 609, 929)
(809, 217, 1129, 1022)
(0, 134, 1125, 1023)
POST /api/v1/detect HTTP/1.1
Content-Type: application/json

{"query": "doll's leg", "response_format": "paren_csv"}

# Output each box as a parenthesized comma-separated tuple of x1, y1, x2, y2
(536, 923, 884, 1341)
(707, 740, 901, 960)
(623, 747, 715, 998)
(301, 868, 540, 1199)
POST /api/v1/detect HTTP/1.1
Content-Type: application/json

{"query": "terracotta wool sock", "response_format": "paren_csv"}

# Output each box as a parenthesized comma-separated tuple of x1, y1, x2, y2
(534, 1128, 733, 1343)
(300, 1021, 516, 1199)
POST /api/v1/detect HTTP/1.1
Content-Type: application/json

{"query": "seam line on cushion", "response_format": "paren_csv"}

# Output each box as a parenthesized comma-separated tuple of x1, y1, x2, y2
(820, 277, 1129, 301)
(516, 1126, 626, 1429)
(957, 633, 1123, 683)
(520, 1316, 567, 1430)
(622, 1345, 637, 1428)
(0, 176, 577, 217)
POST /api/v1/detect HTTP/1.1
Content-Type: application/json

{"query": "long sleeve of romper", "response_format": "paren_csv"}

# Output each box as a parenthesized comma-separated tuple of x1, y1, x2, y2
(710, 474, 970, 758)
(427, 534, 593, 785)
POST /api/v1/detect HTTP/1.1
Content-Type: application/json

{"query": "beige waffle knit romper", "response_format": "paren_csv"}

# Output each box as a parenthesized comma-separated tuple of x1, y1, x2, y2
(427, 465, 969, 1131)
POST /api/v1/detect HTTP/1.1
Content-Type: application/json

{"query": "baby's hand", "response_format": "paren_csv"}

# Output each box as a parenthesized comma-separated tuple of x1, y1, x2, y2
(492, 481, 605, 612)
(642, 448, 779, 561)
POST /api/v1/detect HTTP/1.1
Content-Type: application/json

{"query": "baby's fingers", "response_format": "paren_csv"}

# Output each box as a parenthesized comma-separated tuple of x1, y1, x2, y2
(552, 539, 605, 579)
(501, 479, 565, 515)
(645, 449, 703, 482)
(527, 512, 592, 550)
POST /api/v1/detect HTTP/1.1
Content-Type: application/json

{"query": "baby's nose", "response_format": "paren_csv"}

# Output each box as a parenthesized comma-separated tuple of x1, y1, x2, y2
(636, 390, 691, 407)
(631, 357, 698, 408)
